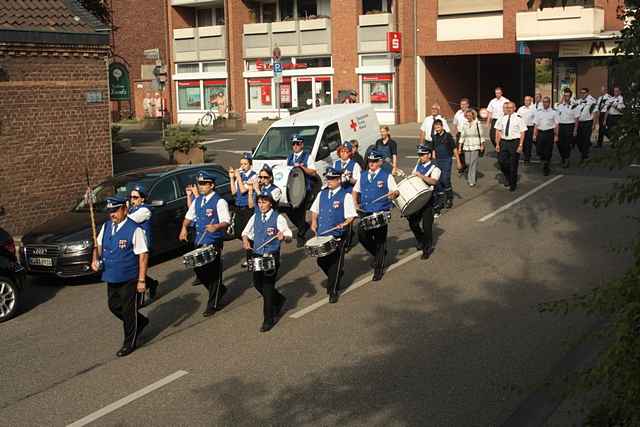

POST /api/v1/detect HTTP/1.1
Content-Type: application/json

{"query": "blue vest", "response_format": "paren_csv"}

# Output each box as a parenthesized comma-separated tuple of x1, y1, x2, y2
(333, 159, 356, 193)
(359, 169, 392, 213)
(194, 193, 224, 245)
(416, 161, 436, 177)
(128, 204, 153, 248)
(253, 184, 279, 213)
(287, 151, 312, 190)
(235, 170, 256, 208)
(317, 188, 347, 237)
(101, 219, 140, 283)
(253, 211, 281, 255)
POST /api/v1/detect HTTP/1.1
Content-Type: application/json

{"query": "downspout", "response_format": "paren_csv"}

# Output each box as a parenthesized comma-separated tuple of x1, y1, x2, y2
(413, 0, 417, 122)
(163, 0, 173, 124)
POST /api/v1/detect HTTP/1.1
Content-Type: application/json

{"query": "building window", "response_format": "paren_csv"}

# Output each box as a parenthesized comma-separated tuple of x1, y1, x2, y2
(279, 0, 295, 20)
(315, 77, 332, 106)
(176, 63, 200, 74)
(177, 81, 202, 111)
(298, 56, 331, 68)
(362, 74, 393, 110)
(554, 61, 577, 103)
(197, 8, 213, 27)
(202, 61, 226, 73)
(535, 57, 553, 101)
(360, 54, 392, 67)
(248, 78, 273, 110)
(262, 2, 277, 22)
(298, 0, 317, 18)
(204, 80, 227, 112)
(215, 7, 225, 25)
(363, 0, 391, 14)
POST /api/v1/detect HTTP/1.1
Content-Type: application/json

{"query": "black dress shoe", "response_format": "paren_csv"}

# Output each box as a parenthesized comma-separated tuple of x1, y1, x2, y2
(416, 242, 425, 251)
(116, 346, 135, 357)
(260, 319, 275, 333)
(202, 307, 217, 317)
(372, 268, 384, 281)
(329, 293, 339, 304)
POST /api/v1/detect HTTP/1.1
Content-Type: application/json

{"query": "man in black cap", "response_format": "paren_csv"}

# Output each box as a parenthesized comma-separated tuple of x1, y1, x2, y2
(310, 167, 358, 303)
(91, 196, 150, 357)
(179, 171, 231, 317)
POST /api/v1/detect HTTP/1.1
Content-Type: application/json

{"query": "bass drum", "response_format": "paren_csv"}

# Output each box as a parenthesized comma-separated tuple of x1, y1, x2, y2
(272, 165, 306, 208)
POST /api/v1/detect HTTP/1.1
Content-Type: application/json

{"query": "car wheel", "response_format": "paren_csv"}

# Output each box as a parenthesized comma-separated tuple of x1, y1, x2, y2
(0, 276, 20, 323)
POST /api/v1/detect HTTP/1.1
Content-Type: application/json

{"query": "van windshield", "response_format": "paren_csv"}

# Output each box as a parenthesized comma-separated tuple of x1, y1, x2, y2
(253, 126, 319, 160)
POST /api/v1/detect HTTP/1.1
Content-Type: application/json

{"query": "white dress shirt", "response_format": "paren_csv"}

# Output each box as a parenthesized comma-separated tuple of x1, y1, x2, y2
(353, 169, 399, 193)
(420, 115, 450, 141)
(516, 104, 536, 127)
(607, 95, 625, 115)
(241, 209, 293, 241)
(291, 152, 316, 171)
(557, 103, 578, 124)
(458, 119, 484, 151)
(96, 219, 148, 255)
(128, 206, 151, 223)
(185, 192, 231, 223)
(576, 95, 597, 122)
(259, 184, 282, 203)
(452, 109, 467, 133)
(487, 96, 510, 120)
(310, 187, 358, 218)
(412, 161, 442, 191)
(596, 94, 611, 113)
(494, 113, 526, 139)
(534, 108, 560, 131)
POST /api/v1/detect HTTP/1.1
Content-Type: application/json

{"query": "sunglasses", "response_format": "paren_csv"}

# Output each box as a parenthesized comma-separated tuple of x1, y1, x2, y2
(259, 175, 270, 179)
(130, 195, 140, 200)
(292, 141, 303, 145)
(197, 181, 212, 185)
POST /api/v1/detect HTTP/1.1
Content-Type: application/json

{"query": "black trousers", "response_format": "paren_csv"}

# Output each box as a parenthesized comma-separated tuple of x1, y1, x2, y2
(194, 242, 226, 310)
(358, 222, 387, 270)
(606, 115, 621, 141)
(408, 203, 434, 250)
(537, 129, 555, 164)
(283, 205, 309, 238)
(523, 126, 535, 161)
(597, 113, 606, 145)
(498, 139, 520, 189)
(234, 206, 253, 240)
(107, 279, 146, 348)
(252, 253, 285, 322)
(576, 120, 593, 160)
(489, 119, 498, 147)
(317, 236, 347, 297)
(558, 124, 574, 160)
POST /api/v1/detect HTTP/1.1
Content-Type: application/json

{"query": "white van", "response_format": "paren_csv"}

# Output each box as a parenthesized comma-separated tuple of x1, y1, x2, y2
(251, 104, 380, 206)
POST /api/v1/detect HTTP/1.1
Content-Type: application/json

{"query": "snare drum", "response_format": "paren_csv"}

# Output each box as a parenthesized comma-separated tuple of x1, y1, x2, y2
(304, 235, 339, 257)
(247, 254, 276, 272)
(393, 175, 432, 217)
(183, 245, 218, 268)
(359, 211, 391, 231)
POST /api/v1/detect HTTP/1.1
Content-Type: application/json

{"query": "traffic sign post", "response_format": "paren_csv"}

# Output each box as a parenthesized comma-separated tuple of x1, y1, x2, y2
(273, 61, 282, 118)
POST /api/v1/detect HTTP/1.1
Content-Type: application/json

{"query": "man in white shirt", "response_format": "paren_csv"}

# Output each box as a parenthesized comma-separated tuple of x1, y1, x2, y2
(534, 92, 543, 110)
(486, 86, 510, 147)
(557, 88, 578, 168)
(575, 87, 597, 161)
(595, 85, 611, 147)
(419, 103, 450, 143)
(604, 85, 625, 144)
(452, 98, 471, 174)
(533, 96, 559, 176)
(495, 102, 526, 191)
(517, 96, 536, 163)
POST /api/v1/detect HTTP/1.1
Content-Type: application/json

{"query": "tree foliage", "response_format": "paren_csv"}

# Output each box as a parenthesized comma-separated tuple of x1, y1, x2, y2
(540, 3, 640, 425)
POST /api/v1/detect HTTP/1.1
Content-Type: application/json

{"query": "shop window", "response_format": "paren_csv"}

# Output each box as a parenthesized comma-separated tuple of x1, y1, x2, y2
(362, 74, 393, 110)
(298, 0, 317, 18)
(363, 0, 392, 14)
(315, 77, 332, 106)
(279, 79, 292, 109)
(177, 81, 202, 111)
(535, 57, 553, 101)
(204, 80, 227, 113)
(215, 7, 225, 25)
(248, 78, 273, 110)
(298, 57, 331, 68)
(197, 8, 213, 27)
(554, 61, 577, 103)
(203, 61, 226, 73)
(280, 0, 295, 20)
(176, 63, 199, 74)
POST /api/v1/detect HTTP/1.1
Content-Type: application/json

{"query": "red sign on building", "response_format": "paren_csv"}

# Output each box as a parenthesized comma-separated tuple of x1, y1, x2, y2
(387, 32, 401, 53)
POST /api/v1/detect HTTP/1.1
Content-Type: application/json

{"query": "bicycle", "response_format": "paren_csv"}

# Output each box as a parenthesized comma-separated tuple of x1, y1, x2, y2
(198, 107, 219, 128)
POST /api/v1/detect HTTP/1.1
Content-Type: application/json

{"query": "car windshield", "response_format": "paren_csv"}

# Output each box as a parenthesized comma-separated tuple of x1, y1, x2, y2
(73, 178, 155, 212)
(253, 126, 318, 160)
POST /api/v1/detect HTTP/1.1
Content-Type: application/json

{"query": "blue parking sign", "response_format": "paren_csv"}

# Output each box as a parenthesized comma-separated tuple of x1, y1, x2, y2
(273, 62, 283, 74)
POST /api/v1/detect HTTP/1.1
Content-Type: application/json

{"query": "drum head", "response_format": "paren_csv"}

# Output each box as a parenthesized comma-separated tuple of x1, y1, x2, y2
(402, 190, 432, 217)
(287, 167, 306, 208)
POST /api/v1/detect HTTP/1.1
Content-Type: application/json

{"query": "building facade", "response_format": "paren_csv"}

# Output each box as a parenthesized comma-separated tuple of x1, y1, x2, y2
(161, 0, 624, 125)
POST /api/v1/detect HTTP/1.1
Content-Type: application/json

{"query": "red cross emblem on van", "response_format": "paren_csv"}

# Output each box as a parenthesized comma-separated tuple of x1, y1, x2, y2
(350, 120, 358, 131)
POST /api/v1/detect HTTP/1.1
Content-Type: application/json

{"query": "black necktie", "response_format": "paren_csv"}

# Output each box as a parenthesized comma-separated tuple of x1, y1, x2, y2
(262, 213, 267, 223)
(505, 114, 511, 137)
(599, 97, 605, 110)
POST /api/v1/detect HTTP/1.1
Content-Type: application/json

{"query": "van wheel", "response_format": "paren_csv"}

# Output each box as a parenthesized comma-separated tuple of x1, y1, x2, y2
(0, 276, 20, 323)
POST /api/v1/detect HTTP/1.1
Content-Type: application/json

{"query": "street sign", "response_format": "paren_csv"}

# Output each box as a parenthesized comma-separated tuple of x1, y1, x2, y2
(273, 61, 283, 83)
(144, 48, 160, 61)
(108, 62, 130, 101)
(387, 32, 402, 53)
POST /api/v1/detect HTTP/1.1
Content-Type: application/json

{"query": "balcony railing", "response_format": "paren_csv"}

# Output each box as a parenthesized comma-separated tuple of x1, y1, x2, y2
(516, 6, 605, 41)
(358, 13, 394, 53)
(243, 18, 331, 58)
(173, 25, 226, 62)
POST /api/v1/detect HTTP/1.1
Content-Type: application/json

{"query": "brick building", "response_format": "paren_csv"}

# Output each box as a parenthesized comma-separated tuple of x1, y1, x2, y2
(155, 0, 625, 124)
(0, 0, 112, 236)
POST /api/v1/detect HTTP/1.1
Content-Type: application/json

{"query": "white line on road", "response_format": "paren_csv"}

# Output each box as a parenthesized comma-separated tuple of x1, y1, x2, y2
(200, 138, 233, 145)
(477, 175, 564, 223)
(290, 251, 422, 319)
(67, 370, 189, 427)
(631, 164, 640, 168)
(216, 149, 249, 154)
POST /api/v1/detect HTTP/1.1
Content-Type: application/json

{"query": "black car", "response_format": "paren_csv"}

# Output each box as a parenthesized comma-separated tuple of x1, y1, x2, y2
(20, 164, 234, 278)
(0, 226, 26, 322)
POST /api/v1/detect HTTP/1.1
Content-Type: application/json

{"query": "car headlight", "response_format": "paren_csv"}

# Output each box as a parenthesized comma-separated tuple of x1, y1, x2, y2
(64, 240, 91, 253)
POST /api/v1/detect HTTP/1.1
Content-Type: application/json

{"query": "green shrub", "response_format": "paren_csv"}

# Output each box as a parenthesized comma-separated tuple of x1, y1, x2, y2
(163, 124, 206, 154)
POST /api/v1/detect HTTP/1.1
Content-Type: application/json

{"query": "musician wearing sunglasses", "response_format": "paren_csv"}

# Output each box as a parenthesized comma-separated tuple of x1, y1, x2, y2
(353, 150, 399, 282)
(178, 171, 230, 318)
(409, 145, 441, 260)
(242, 193, 292, 332)
(127, 183, 159, 301)
(310, 167, 357, 304)
(248, 165, 282, 212)
(286, 134, 317, 247)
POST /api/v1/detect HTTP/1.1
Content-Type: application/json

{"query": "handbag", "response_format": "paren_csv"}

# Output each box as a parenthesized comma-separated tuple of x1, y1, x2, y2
(476, 122, 485, 157)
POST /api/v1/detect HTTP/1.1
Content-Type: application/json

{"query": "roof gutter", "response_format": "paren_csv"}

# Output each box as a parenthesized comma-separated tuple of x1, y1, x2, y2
(0, 29, 110, 46)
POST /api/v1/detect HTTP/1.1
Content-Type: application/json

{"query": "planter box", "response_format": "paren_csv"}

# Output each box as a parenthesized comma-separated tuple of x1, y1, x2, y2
(174, 147, 205, 164)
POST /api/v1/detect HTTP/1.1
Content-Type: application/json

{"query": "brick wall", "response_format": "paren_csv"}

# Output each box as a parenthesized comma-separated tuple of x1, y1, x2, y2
(330, 0, 361, 96)
(397, 0, 417, 123)
(0, 45, 112, 236)
(226, 0, 251, 120)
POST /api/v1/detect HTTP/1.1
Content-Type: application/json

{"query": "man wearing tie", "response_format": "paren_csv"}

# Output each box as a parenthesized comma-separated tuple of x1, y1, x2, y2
(486, 86, 510, 147)
(575, 87, 597, 162)
(419, 103, 450, 143)
(516, 96, 537, 163)
(286, 134, 317, 247)
(557, 88, 578, 168)
(310, 167, 357, 303)
(495, 102, 526, 191)
(595, 85, 611, 148)
(533, 96, 560, 176)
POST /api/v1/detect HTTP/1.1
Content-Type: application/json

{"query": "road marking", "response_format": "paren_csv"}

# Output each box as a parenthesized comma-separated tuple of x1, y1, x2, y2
(200, 138, 233, 145)
(215, 149, 248, 154)
(631, 164, 640, 168)
(477, 175, 564, 223)
(67, 370, 189, 427)
(290, 251, 422, 319)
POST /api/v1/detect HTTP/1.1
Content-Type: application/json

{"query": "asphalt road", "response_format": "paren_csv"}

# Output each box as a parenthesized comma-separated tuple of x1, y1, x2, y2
(2, 133, 638, 426)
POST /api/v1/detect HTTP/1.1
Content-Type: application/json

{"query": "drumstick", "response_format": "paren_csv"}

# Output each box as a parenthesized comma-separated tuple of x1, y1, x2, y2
(195, 217, 216, 246)
(254, 234, 279, 252)
(318, 225, 341, 236)
(370, 193, 391, 204)
(84, 167, 97, 248)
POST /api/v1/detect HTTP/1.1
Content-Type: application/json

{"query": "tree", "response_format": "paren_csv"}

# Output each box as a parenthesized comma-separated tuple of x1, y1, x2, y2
(540, 2, 640, 425)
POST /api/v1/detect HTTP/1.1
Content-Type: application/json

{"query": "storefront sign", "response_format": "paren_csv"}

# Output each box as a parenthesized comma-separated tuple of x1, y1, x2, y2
(363, 74, 393, 82)
(387, 32, 402, 53)
(204, 80, 226, 86)
(280, 85, 291, 104)
(256, 59, 308, 71)
(248, 78, 271, 85)
(559, 40, 620, 58)
(177, 80, 200, 87)
(109, 62, 130, 101)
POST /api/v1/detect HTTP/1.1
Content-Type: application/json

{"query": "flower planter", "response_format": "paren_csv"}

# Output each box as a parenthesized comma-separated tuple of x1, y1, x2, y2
(174, 147, 205, 164)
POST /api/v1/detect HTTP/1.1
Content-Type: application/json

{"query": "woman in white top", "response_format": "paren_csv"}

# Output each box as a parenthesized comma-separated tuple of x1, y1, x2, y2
(457, 109, 485, 187)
